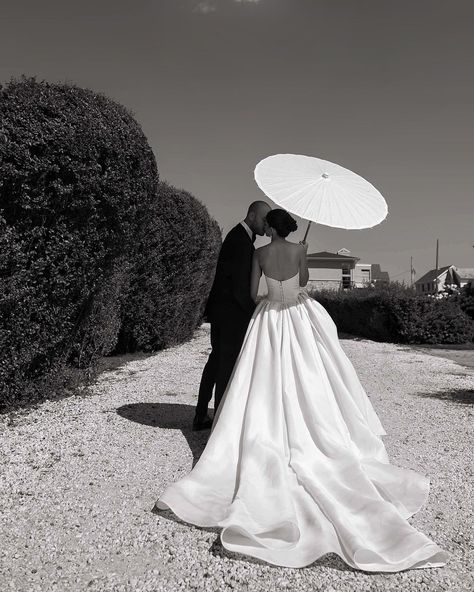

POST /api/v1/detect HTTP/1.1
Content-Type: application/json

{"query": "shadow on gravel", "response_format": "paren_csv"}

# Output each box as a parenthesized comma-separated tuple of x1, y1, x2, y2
(208, 538, 355, 572)
(152, 508, 354, 572)
(116, 402, 208, 467)
(413, 389, 474, 406)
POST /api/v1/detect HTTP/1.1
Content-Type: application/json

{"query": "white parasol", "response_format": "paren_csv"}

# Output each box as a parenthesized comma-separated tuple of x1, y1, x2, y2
(254, 154, 388, 241)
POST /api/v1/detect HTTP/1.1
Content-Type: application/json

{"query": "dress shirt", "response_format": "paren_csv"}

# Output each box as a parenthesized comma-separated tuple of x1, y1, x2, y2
(240, 220, 253, 241)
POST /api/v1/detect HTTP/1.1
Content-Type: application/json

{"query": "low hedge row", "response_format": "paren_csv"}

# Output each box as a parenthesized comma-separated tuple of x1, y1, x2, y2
(311, 284, 474, 344)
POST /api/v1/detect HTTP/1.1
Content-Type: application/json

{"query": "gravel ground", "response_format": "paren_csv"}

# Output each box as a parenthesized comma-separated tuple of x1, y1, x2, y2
(1, 324, 473, 592)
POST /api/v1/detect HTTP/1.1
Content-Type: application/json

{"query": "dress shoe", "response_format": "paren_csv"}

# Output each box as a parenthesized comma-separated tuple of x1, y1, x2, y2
(192, 415, 213, 431)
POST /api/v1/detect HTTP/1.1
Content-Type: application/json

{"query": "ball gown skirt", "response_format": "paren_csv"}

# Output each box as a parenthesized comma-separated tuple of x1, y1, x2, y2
(155, 272, 448, 572)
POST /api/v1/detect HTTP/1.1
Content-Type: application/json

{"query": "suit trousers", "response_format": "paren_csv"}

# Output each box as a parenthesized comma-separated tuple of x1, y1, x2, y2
(195, 311, 251, 419)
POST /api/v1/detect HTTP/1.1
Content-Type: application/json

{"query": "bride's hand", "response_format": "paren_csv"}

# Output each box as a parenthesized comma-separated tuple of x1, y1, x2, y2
(299, 240, 308, 251)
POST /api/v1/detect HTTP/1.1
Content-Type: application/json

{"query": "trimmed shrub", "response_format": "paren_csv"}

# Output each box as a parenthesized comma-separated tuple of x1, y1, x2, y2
(0, 77, 158, 410)
(115, 180, 221, 353)
(312, 283, 474, 344)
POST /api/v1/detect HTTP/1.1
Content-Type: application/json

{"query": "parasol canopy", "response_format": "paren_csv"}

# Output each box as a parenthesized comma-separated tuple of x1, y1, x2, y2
(254, 154, 388, 233)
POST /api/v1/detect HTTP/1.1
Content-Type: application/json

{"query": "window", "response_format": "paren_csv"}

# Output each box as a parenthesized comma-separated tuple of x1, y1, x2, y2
(341, 263, 351, 289)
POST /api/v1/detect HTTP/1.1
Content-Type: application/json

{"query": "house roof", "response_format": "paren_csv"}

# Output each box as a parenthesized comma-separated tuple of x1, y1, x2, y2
(454, 267, 474, 280)
(371, 264, 390, 282)
(307, 251, 359, 261)
(415, 265, 452, 285)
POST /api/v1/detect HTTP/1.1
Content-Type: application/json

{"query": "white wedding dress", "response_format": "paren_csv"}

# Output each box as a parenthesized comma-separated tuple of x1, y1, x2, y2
(156, 272, 448, 572)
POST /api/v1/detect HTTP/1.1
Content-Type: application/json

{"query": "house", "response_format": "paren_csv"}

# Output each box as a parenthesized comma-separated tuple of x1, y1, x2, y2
(306, 250, 359, 290)
(415, 266, 452, 294)
(415, 265, 474, 294)
(353, 262, 390, 287)
(306, 249, 390, 291)
(453, 267, 474, 289)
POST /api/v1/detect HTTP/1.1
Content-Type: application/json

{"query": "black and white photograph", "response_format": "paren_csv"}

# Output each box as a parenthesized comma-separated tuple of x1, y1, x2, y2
(1, 1, 473, 591)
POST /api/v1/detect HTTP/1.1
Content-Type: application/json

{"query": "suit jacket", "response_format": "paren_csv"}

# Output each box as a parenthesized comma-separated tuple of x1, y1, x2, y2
(204, 224, 256, 323)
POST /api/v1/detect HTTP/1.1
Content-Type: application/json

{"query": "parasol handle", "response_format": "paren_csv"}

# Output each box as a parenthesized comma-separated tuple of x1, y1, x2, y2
(302, 220, 312, 243)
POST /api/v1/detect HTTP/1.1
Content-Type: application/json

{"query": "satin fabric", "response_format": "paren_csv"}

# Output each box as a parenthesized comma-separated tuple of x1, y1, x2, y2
(156, 272, 448, 572)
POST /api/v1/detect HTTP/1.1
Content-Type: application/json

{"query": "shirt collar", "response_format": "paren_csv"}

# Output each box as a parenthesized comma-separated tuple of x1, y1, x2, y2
(240, 220, 253, 241)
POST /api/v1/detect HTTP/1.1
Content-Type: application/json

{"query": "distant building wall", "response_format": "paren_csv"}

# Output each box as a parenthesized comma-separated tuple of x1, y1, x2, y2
(353, 263, 372, 287)
(307, 279, 342, 291)
(308, 267, 342, 281)
(307, 267, 343, 291)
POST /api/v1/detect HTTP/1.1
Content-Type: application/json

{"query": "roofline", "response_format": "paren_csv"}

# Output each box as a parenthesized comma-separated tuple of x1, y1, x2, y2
(307, 253, 360, 261)
(415, 265, 454, 283)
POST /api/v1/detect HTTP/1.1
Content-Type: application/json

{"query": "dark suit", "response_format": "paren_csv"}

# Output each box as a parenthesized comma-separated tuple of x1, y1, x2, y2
(196, 223, 256, 419)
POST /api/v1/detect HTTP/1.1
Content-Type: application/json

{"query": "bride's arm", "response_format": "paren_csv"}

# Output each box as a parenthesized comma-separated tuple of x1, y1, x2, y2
(299, 242, 309, 287)
(250, 250, 262, 303)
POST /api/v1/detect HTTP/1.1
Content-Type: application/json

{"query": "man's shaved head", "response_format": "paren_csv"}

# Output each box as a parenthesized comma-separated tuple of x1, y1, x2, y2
(247, 201, 270, 217)
(244, 200, 271, 237)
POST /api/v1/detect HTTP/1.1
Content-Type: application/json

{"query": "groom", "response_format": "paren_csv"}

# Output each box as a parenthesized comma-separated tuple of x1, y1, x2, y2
(193, 200, 271, 430)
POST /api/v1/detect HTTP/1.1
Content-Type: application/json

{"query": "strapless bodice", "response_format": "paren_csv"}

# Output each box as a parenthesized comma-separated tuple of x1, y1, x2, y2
(264, 271, 302, 303)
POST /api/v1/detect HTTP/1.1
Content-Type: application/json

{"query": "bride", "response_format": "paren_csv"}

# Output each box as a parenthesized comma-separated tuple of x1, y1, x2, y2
(155, 208, 448, 572)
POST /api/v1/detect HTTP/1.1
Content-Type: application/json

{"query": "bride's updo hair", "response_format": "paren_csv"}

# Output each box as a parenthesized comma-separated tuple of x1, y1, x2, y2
(266, 208, 298, 238)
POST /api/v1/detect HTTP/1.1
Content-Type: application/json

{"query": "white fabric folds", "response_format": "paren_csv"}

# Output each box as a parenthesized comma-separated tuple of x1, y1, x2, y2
(156, 273, 448, 572)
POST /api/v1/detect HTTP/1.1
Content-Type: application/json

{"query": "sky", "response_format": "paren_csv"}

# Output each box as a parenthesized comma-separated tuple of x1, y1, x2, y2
(1, 0, 473, 283)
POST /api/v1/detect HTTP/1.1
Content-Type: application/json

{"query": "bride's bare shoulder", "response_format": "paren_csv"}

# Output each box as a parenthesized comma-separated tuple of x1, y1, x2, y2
(286, 240, 303, 249)
(254, 245, 269, 261)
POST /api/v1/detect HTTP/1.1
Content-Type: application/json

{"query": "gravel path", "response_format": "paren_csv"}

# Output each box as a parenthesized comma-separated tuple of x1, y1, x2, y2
(1, 324, 473, 592)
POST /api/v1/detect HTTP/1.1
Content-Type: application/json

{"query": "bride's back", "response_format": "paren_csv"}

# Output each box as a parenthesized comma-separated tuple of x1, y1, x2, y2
(258, 240, 301, 281)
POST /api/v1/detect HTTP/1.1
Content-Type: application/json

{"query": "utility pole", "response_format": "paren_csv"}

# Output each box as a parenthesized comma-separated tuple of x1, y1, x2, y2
(410, 256, 415, 288)
(435, 239, 439, 271)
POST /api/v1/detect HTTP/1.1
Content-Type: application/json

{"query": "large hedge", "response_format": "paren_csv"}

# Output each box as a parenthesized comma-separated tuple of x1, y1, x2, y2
(0, 77, 158, 410)
(312, 284, 474, 344)
(115, 180, 221, 353)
